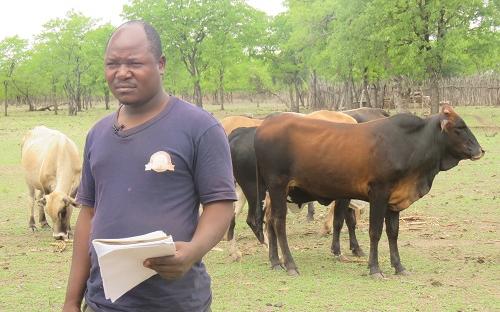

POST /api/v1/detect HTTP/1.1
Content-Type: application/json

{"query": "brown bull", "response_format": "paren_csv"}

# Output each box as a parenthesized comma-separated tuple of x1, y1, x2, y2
(254, 106, 484, 277)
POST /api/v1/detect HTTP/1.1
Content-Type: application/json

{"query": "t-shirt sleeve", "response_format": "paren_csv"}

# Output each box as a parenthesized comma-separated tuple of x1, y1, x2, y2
(194, 124, 237, 205)
(76, 132, 96, 208)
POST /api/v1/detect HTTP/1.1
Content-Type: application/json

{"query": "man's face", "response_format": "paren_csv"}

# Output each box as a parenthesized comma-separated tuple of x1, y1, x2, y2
(104, 25, 165, 106)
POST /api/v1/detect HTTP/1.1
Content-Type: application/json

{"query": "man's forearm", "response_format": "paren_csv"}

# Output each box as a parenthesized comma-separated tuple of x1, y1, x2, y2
(63, 207, 94, 307)
(191, 201, 234, 260)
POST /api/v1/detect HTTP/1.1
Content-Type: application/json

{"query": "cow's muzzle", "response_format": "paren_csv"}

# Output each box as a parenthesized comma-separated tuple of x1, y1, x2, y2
(471, 148, 485, 161)
(53, 232, 69, 240)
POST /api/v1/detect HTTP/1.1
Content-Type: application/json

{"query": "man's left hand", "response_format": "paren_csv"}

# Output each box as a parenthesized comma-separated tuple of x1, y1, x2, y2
(143, 241, 199, 280)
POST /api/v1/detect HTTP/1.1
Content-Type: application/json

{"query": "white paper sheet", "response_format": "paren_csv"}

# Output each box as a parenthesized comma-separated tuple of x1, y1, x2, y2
(92, 231, 176, 302)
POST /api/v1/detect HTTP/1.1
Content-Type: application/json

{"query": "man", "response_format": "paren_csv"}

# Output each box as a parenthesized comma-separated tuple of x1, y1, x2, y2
(62, 21, 236, 312)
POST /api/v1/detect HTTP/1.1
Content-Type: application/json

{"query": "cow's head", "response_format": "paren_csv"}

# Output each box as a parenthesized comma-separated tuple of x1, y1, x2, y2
(439, 105, 484, 170)
(39, 191, 76, 240)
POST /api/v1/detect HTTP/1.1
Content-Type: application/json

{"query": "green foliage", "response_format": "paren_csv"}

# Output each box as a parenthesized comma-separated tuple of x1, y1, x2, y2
(123, 0, 268, 107)
(0, 36, 28, 114)
(0, 1, 498, 111)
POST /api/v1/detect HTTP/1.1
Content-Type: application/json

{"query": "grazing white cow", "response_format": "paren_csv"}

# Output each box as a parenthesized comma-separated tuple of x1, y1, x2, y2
(21, 126, 81, 240)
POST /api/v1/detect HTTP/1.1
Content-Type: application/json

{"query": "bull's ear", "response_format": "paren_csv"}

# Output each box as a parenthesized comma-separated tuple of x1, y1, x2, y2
(440, 104, 455, 132)
(440, 119, 450, 132)
(63, 196, 77, 207)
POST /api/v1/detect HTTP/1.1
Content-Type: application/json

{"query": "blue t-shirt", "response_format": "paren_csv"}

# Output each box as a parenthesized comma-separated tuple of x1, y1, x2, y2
(76, 97, 237, 312)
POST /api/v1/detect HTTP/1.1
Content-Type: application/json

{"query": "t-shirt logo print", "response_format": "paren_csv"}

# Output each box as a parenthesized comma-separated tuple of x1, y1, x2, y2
(145, 151, 175, 172)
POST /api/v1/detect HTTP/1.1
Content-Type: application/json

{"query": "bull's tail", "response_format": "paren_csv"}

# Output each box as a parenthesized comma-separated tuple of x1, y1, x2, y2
(254, 158, 266, 244)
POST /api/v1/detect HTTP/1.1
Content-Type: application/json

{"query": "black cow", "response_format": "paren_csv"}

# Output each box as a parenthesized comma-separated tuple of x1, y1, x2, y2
(254, 105, 484, 277)
(229, 108, 391, 256)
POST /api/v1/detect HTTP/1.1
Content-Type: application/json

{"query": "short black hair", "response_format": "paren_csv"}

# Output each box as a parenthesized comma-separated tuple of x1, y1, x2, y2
(109, 20, 163, 58)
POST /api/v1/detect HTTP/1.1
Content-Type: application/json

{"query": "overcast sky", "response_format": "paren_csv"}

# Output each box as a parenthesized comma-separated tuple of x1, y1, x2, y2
(0, 0, 286, 42)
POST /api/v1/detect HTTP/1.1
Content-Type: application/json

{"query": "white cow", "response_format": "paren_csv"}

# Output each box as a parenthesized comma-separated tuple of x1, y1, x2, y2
(21, 126, 81, 240)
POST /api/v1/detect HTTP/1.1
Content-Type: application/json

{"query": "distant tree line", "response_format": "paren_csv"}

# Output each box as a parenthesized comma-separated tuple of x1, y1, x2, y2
(1, 0, 499, 116)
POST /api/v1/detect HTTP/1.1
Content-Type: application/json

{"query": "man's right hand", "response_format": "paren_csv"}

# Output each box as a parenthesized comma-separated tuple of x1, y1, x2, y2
(61, 302, 81, 312)
(62, 207, 94, 312)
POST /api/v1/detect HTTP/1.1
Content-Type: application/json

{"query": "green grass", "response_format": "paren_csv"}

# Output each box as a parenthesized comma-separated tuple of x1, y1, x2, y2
(0, 102, 499, 311)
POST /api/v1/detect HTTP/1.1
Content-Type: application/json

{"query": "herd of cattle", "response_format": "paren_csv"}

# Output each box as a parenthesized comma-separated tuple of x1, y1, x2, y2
(19, 105, 484, 278)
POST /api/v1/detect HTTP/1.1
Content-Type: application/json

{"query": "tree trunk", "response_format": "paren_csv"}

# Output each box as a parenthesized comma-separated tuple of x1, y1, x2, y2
(288, 85, 296, 112)
(52, 80, 58, 115)
(430, 77, 440, 114)
(75, 91, 81, 114)
(193, 80, 203, 108)
(219, 87, 224, 110)
(294, 79, 304, 109)
(373, 82, 380, 108)
(104, 88, 110, 110)
(312, 70, 318, 109)
(350, 75, 358, 107)
(219, 68, 224, 110)
(27, 96, 34, 111)
(393, 76, 404, 113)
(3, 82, 7, 117)
(344, 80, 351, 110)
(294, 83, 300, 113)
(363, 67, 371, 107)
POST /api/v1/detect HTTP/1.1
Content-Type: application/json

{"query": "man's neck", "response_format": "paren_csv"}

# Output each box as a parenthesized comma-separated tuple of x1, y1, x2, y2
(118, 92, 170, 129)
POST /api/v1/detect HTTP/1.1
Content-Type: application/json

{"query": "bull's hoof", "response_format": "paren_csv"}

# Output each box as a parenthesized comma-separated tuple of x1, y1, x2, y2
(320, 227, 331, 236)
(334, 254, 349, 262)
(40, 222, 51, 229)
(29, 225, 37, 232)
(352, 248, 366, 257)
(271, 264, 284, 271)
(287, 269, 299, 276)
(370, 272, 386, 279)
(396, 270, 410, 276)
(306, 215, 314, 222)
(230, 251, 242, 262)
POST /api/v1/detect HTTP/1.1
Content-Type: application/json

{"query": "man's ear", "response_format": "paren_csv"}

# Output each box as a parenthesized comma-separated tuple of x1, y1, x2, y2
(159, 55, 166, 76)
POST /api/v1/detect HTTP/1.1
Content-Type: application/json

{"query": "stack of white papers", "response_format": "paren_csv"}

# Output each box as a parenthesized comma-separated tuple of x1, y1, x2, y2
(92, 231, 176, 302)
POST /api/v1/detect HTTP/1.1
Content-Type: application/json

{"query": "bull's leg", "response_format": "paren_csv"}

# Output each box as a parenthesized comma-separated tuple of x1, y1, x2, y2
(346, 203, 365, 257)
(306, 202, 315, 222)
(385, 209, 408, 275)
(36, 192, 50, 229)
(274, 213, 299, 276)
(226, 185, 245, 261)
(227, 217, 242, 261)
(321, 203, 334, 236)
(331, 199, 349, 258)
(234, 184, 246, 217)
(266, 211, 281, 271)
(268, 185, 297, 274)
(28, 186, 36, 231)
(368, 193, 389, 278)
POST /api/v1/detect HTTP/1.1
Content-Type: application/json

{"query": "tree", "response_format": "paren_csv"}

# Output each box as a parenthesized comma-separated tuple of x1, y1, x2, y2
(0, 36, 27, 116)
(37, 12, 96, 115)
(82, 24, 115, 110)
(366, 0, 499, 112)
(262, 12, 309, 112)
(124, 0, 267, 108)
(202, 1, 267, 110)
